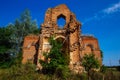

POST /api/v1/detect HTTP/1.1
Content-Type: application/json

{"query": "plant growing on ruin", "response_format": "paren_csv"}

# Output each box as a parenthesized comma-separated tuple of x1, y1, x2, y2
(82, 53, 100, 80)
(40, 37, 70, 79)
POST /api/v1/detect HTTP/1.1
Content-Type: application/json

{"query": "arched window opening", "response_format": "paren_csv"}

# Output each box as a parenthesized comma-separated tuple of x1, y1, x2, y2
(85, 44, 94, 53)
(57, 14, 66, 29)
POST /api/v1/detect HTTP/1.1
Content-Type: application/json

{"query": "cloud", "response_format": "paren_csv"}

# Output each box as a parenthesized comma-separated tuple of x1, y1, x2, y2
(103, 2, 120, 14)
(82, 1, 120, 25)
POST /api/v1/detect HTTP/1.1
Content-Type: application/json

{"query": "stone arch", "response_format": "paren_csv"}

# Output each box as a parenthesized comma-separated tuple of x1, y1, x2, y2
(55, 35, 69, 53)
(54, 35, 65, 40)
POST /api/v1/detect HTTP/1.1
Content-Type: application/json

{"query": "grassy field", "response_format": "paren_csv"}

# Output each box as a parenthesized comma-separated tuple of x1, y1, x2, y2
(0, 64, 120, 80)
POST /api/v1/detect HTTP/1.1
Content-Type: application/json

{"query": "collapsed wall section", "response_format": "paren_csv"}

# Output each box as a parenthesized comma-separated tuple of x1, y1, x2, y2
(22, 35, 39, 64)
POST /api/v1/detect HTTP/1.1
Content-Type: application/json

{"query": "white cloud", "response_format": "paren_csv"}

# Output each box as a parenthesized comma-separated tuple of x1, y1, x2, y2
(82, 2, 120, 25)
(103, 2, 120, 14)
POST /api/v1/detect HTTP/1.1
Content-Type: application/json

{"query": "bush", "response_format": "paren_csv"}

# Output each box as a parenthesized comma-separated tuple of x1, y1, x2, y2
(1, 64, 120, 80)
(104, 71, 120, 80)
(40, 37, 70, 79)
(90, 71, 102, 80)
(0, 63, 46, 80)
(55, 65, 70, 79)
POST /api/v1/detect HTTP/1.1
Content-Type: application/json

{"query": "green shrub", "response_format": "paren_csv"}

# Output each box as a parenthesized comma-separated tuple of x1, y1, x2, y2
(55, 65, 70, 79)
(0, 63, 46, 80)
(90, 71, 102, 80)
(104, 71, 120, 80)
(40, 37, 70, 79)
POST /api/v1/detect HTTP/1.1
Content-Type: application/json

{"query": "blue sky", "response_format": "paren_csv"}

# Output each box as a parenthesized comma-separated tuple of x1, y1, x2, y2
(0, 0, 120, 66)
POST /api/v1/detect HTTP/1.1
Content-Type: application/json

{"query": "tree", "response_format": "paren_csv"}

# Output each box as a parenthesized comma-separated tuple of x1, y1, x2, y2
(0, 27, 11, 53)
(0, 10, 39, 68)
(9, 9, 39, 55)
(0, 27, 13, 68)
(0, 10, 39, 67)
(82, 53, 100, 80)
(40, 37, 69, 79)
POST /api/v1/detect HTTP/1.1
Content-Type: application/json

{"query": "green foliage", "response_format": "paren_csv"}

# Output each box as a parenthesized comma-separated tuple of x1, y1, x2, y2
(0, 9, 39, 68)
(0, 27, 12, 54)
(69, 73, 87, 80)
(89, 70, 103, 80)
(100, 65, 107, 74)
(104, 71, 115, 80)
(0, 63, 45, 80)
(55, 65, 70, 79)
(82, 53, 100, 72)
(0, 27, 13, 68)
(82, 53, 100, 80)
(9, 9, 39, 55)
(0, 53, 13, 68)
(0, 64, 120, 80)
(40, 37, 70, 79)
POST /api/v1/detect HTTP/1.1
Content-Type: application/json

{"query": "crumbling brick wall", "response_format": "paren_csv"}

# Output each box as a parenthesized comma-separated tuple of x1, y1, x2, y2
(22, 35, 39, 64)
(22, 4, 102, 73)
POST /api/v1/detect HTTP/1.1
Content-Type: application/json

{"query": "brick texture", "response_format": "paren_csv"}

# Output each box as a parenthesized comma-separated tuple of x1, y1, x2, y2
(22, 4, 102, 73)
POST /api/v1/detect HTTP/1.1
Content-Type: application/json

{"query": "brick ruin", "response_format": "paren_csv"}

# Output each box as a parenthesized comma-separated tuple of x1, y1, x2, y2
(22, 4, 102, 73)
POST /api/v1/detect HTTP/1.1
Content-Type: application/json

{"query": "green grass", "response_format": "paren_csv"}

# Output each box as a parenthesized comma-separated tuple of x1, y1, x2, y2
(0, 64, 120, 80)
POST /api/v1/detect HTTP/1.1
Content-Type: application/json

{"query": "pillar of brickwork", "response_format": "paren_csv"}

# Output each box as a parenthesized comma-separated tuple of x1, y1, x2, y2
(68, 13, 81, 72)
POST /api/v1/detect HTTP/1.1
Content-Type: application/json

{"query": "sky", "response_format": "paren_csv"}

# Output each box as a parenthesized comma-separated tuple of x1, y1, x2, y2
(0, 0, 120, 66)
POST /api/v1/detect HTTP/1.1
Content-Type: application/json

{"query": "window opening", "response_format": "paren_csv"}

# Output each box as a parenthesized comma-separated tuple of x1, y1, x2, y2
(57, 14, 66, 29)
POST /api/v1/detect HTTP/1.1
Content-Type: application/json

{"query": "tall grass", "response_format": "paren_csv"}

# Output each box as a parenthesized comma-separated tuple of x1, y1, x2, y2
(0, 64, 120, 80)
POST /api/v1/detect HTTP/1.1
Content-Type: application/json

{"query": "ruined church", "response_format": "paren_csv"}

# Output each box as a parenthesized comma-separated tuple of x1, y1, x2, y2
(22, 4, 102, 72)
